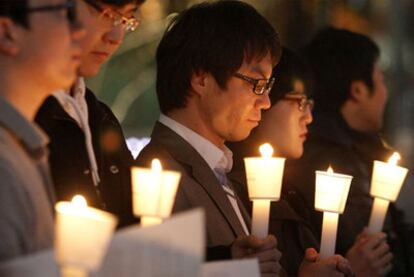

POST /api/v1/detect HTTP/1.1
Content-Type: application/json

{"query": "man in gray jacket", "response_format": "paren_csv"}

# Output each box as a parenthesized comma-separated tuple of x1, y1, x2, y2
(0, 0, 83, 262)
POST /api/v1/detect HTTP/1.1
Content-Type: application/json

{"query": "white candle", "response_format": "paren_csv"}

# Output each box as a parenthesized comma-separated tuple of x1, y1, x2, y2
(368, 152, 408, 233)
(315, 167, 352, 258)
(55, 195, 117, 277)
(320, 211, 339, 259)
(131, 159, 181, 227)
(244, 143, 286, 238)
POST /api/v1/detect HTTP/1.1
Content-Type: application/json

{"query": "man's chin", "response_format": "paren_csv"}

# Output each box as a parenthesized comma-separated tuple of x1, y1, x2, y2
(78, 64, 102, 78)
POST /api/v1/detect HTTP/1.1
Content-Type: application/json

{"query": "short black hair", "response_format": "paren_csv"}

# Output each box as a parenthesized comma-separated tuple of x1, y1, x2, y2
(0, 0, 29, 27)
(303, 27, 380, 113)
(156, 0, 281, 114)
(269, 47, 313, 106)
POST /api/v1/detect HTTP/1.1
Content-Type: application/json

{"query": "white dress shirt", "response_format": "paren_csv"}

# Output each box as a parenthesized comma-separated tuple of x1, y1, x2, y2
(159, 114, 249, 235)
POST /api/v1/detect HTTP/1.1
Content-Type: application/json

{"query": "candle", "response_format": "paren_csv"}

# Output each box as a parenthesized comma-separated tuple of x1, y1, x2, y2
(131, 159, 181, 226)
(368, 152, 408, 233)
(244, 143, 286, 238)
(55, 195, 117, 277)
(315, 167, 352, 258)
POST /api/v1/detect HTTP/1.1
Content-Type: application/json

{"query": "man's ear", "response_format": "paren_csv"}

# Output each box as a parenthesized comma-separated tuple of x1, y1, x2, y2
(349, 80, 369, 103)
(0, 18, 19, 56)
(190, 70, 209, 97)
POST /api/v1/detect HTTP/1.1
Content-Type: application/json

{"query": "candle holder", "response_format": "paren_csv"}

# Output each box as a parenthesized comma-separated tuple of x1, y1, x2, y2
(131, 159, 181, 227)
(55, 195, 117, 277)
(315, 167, 352, 258)
(244, 143, 285, 238)
(368, 152, 408, 233)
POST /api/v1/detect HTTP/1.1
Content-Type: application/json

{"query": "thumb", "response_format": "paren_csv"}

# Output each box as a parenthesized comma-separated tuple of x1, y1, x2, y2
(303, 248, 319, 263)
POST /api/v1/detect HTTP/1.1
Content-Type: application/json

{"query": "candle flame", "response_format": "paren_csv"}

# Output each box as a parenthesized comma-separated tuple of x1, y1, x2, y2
(71, 195, 87, 208)
(259, 143, 274, 158)
(388, 152, 400, 165)
(152, 158, 162, 172)
(327, 166, 334, 173)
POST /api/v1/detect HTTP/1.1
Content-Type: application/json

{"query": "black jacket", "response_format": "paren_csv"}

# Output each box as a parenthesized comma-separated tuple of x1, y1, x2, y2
(35, 89, 136, 228)
(284, 111, 412, 275)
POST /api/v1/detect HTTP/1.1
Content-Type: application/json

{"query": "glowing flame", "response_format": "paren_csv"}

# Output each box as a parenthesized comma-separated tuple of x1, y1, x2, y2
(388, 152, 400, 165)
(327, 166, 334, 174)
(259, 143, 274, 158)
(152, 158, 162, 172)
(71, 195, 87, 208)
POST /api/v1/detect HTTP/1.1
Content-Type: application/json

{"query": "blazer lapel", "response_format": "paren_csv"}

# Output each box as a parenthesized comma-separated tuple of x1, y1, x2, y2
(151, 122, 248, 236)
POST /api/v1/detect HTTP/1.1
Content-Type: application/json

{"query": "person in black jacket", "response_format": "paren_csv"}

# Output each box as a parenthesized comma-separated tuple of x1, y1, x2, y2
(35, 0, 145, 228)
(284, 27, 412, 276)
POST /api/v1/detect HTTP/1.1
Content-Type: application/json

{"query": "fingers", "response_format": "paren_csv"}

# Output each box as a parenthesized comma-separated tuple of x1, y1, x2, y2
(372, 240, 390, 258)
(335, 256, 353, 276)
(372, 252, 393, 274)
(361, 232, 387, 251)
(303, 248, 319, 263)
(377, 262, 393, 276)
(234, 234, 277, 251)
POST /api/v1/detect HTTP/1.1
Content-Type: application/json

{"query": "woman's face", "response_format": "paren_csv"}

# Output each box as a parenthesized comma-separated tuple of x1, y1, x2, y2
(255, 81, 313, 159)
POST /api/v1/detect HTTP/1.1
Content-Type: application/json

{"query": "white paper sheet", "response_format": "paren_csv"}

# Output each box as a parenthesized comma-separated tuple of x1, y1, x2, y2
(202, 259, 260, 277)
(0, 209, 205, 277)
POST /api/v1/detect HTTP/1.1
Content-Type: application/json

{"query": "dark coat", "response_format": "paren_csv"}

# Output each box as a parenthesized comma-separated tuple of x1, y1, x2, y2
(35, 89, 135, 228)
(284, 111, 412, 275)
(135, 122, 251, 258)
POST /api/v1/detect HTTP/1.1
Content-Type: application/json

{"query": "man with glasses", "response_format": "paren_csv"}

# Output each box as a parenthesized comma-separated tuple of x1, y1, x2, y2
(0, 0, 83, 261)
(35, 0, 144, 228)
(136, 1, 284, 275)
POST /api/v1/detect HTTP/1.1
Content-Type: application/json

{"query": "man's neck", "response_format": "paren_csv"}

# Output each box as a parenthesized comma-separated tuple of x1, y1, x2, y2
(340, 104, 379, 133)
(0, 70, 51, 121)
(167, 108, 225, 148)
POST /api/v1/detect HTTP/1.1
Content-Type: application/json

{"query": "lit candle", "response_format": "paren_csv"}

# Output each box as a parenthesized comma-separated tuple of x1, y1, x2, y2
(131, 159, 181, 227)
(368, 152, 408, 233)
(55, 195, 117, 277)
(315, 167, 352, 258)
(244, 143, 286, 238)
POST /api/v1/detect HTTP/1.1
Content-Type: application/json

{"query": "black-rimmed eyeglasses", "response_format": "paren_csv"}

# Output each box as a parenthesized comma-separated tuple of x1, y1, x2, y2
(233, 72, 275, 95)
(24, 0, 77, 24)
(83, 0, 141, 32)
(283, 93, 314, 112)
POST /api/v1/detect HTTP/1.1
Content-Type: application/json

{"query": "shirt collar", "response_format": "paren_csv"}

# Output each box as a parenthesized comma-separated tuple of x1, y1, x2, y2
(0, 97, 48, 155)
(159, 114, 233, 172)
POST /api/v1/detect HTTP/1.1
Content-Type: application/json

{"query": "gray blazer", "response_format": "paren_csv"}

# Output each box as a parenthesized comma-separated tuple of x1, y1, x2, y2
(136, 122, 251, 247)
(0, 97, 54, 262)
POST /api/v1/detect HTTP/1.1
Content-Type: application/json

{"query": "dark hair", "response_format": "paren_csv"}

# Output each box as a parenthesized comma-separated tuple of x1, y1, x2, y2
(303, 27, 380, 113)
(269, 47, 313, 105)
(156, 0, 281, 114)
(0, 0, 29, 27)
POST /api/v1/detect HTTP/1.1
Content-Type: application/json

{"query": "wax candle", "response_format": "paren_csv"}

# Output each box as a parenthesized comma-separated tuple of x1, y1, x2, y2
(55, 195, 117, 277)
(368, 152, 408, 233)
(315, 167, 352, 258)
(131, 159, 181, 226)
(244, 143, 286, 238)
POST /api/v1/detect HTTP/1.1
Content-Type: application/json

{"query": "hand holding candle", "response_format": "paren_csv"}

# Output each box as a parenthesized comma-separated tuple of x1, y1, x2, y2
(131, 159, 181, 226)
(244, 143, 286, 238)
(55, 195, 117, 277)
(315, 166, 352, 258)
(368, 152, 408, 233)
